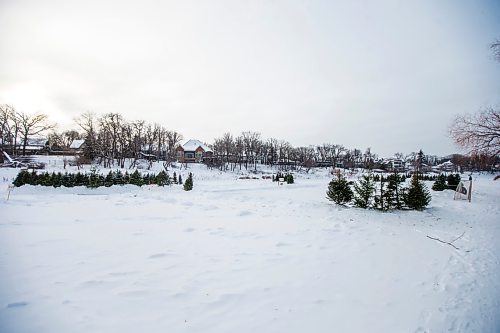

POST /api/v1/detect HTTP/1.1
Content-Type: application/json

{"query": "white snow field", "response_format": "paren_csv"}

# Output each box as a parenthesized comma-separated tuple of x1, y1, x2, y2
(0, 161, 499, 333)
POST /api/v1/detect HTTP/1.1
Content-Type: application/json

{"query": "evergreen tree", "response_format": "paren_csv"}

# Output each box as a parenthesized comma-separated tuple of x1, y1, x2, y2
(173, 171, 178, 184)
(286, 173, 294, 184)
(353, 173, 375, 208)
(326, 172, 353, 205)
(29, 170, 38, 185)
(87, 168, 100, 188)
(104, 171, 113, 187)
(432, 174, 447, 191)
(416, 149, 425, 174)
(404, 173, 431, 210)
(183, 172, 193, 191)
(62, 172, 75, 187)
(123, 171, 130, 185)
(13, 170, 29, 187)
(74, 172, 86, 187)
(143, 173, 151, 185)
(52, 172, 62, 188)
(178, 174, 183, 185)
(130, 170, 144, 186)
(374, 175, 387, 211)
(39, 172, 52, 186)
(383, 172, 405, 210)
(155, 170, 171, 186)
(113, 170, 125, 185)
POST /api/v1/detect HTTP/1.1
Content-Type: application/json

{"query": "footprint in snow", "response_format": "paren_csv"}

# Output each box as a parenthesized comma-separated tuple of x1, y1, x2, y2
(239, 210, 252, 216)
(149, 253, 167, 259)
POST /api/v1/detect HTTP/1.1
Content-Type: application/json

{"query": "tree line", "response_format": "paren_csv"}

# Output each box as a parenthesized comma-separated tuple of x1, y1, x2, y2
(1, 106, 498, 172)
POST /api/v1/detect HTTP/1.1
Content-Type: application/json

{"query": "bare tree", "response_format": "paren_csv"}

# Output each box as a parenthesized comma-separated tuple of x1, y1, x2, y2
(0, 104, 20, 154)
(450, 107, 500, 156)
(17, 112, 55, 155)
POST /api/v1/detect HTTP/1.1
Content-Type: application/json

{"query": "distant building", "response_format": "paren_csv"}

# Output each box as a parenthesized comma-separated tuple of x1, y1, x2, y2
(18, 138, 48, 155)
(176, 139, 213, 163)
(382, 158, 405, 172)
(69, 139, 86, 155)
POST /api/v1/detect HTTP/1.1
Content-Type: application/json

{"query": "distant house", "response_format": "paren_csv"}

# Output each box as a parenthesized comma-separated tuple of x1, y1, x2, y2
(18, 138, 48, 155)
(433, 161, 455, 173)
(382, 158, 405, 172)
(176, 139, 213, 163)
(69, 139, 85, 154)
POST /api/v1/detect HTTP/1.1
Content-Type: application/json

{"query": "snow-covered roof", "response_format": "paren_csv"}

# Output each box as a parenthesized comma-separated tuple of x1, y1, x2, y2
(70, 139, 85, 149)
(181, 139, 212, 153)
(21, 138, 47, 146)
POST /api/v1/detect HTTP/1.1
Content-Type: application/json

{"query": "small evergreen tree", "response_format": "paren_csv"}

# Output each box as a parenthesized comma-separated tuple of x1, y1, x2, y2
(13, 170, 28, 187)
(353, 173, 375, 208)
(129, 170, 144, 186)
(326, 172, 353, 205)
(143, 173, 151, 185)
(52, 172, 62, 188)
(432, 174, 447, 191)
(155, 170, 171, 186)
(383, 172, 405, 210)
(62, 172, 75, 187)
(87, 168, 100, 188)
(113, 170, 125, 185)
(286, 173, 294, 184)
(183, 172, 193, 191)
(178, 174, 183, 185)
(29, 170, 38, 185)
(104, 171, 114, 187)
(404, 173, 431, 210)
(75, 172, 86, 187)
(123, 171, 130, 185)
(173, 171, 178, 184)
(39, 172, 52, 187)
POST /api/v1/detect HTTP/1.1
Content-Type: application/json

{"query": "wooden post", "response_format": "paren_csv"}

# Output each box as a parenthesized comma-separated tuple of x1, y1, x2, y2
(468, 175, 472, 202)
(6, 184, 14, 201)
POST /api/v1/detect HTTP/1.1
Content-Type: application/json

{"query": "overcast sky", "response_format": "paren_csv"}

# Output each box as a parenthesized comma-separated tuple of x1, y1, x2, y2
(1, 0, 499, 156)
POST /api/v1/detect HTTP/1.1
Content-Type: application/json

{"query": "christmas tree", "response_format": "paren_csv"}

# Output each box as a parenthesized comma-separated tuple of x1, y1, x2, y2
(155, 170, 171, 186)
(129, 170, 144, 186)
(404, 173, 431, 210)
(432, 174, 447, 191)
(183, 172, 193, 191)
(384, 172, 405, 210)
(353, 173, 375, 208)
(326, 171, 353, 205)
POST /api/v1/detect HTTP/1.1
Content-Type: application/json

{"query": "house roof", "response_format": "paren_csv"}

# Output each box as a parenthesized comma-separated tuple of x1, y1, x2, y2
(181, 139, 212, 153)
(70, 139, 85, 149)
(21, 138, 47, 146)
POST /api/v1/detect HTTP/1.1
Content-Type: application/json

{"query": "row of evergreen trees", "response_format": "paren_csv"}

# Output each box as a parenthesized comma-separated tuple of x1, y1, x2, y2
(13, 169, 193, 189)
(326, 172, 431, 210)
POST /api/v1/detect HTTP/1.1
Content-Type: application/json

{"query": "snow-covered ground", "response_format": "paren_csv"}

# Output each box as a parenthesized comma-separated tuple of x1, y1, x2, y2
(1, 159, 499, 333)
